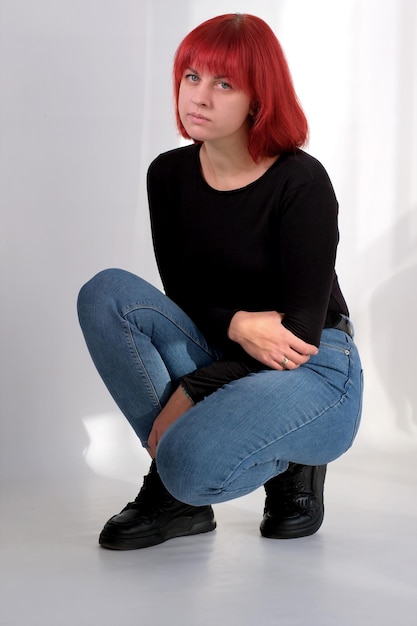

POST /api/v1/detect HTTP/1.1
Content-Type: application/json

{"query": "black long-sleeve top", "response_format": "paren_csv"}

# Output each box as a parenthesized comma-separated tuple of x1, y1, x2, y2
(147, 144, 348, 364)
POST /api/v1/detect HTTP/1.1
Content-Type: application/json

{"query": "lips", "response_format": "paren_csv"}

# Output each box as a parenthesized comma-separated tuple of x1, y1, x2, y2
(188, 112, 210, 122)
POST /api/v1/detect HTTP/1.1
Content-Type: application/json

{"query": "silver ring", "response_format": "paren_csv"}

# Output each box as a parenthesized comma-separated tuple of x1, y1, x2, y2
(281, 357, 289, 367)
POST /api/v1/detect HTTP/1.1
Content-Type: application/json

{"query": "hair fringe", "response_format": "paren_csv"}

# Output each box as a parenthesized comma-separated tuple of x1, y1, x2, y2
(173, 14, 308, 161)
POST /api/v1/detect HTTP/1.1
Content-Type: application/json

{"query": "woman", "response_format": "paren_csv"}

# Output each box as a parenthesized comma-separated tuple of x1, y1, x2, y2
(78, 13, 363, 550)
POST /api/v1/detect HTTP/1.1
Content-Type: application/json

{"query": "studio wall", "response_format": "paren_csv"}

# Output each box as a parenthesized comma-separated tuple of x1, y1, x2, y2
(1, 0, 416, 482)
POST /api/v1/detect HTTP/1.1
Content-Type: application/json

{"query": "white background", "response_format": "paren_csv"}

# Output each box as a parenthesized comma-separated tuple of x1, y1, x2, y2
(1, 0, 417, 483)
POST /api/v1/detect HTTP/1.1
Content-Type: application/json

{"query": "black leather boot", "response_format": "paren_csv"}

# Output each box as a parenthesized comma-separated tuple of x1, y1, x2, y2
(99, 461, 216, 550)
(260, 463, 327, 539)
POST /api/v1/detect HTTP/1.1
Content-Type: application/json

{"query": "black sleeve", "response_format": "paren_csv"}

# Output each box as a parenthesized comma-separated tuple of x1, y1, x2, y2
(147, 157, 185, 302)
(180, 358, 266, 404)
(279, 177, 340, 346)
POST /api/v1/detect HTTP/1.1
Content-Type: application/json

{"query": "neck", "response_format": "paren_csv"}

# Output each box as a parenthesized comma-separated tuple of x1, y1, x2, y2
(200, 139, 256, 177)
(199, 142, 279, 191)
(200, 143, 278, 191)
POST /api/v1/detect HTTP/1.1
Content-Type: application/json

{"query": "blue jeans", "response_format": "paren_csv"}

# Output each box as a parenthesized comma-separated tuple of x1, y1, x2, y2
(77, 269, 363, 506)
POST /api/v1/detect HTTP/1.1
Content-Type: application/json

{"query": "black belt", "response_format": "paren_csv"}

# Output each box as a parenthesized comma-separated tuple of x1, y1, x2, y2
(324, 313, 353, 338)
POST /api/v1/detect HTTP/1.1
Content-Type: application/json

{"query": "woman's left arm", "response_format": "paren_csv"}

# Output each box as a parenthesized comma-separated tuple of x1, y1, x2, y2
(278, 176, 340, 346)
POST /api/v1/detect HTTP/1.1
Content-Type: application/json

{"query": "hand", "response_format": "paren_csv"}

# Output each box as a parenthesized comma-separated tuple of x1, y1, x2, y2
(228, 310, 318, 370)
(147, 386, 194, 459)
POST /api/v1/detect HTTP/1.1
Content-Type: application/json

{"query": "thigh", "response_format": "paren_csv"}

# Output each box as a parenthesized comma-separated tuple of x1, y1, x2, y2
(157, 329, 363, 505)
(78, 268, 222, 442)
(78, 268, 220, 381)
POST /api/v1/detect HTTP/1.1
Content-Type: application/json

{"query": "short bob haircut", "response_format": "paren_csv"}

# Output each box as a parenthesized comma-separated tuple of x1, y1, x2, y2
(173, 13, 308, 161)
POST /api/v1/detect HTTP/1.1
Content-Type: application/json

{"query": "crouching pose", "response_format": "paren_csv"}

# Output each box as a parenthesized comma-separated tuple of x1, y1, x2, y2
(78, 13, 363, 550)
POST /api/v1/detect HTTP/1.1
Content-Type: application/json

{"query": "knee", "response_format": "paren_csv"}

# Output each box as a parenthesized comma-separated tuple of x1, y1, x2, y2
(159, 467, 210, 507)
(77, 268, 130, 327)
(78, 268, 122, 309)
(156, 443, 216, 507)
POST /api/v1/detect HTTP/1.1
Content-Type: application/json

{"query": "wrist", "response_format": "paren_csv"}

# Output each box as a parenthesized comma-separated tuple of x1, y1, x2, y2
(228, 310, 247, 342)
(179, 384, 195, 405)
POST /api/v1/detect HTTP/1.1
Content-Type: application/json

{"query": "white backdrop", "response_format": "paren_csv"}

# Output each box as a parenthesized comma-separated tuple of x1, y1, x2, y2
(1, 0, 417, 482)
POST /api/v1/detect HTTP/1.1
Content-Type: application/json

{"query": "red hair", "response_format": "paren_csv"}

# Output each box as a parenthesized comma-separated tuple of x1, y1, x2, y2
(173, 13, 308, 161)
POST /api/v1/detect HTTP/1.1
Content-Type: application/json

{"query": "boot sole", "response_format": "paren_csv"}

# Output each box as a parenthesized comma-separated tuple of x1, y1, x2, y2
(260, 512, 324, 539)
(99, 514, 216, 550)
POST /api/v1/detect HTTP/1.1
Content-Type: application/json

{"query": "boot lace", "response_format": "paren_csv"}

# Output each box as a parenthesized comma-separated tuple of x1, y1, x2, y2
(123, 463, 174, 516)
(266, 465, 314, 515)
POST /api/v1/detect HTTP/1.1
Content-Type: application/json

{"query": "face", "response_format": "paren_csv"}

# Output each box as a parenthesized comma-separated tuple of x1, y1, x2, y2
(178, 67, 253, 145)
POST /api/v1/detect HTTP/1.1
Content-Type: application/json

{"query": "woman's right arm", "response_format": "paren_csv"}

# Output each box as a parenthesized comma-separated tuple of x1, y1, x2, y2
(228, 310, 317, 371)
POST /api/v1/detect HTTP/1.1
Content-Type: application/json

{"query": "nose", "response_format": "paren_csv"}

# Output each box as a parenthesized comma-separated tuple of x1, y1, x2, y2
(191, 82, 210, 107)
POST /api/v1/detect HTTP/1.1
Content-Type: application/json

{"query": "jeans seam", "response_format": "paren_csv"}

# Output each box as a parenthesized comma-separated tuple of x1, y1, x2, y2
(122, 320, 162, 414)
(347, 368, 364, 448)
(320, 341, 351, 355)
(220, 367, 352, 491)
(121, 303, 218, 359)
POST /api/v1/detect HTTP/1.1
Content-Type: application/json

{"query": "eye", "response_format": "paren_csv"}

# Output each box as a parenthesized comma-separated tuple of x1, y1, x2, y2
(217, 81, 232, 90)
(184, 73, 199, 83)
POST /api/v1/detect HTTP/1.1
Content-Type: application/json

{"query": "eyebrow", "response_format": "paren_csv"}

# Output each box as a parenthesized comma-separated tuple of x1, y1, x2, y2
(186, 67, 229, 80)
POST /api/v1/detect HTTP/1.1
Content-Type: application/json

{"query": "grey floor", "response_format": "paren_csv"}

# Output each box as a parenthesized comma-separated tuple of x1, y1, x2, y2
(2, 443, 417, 626)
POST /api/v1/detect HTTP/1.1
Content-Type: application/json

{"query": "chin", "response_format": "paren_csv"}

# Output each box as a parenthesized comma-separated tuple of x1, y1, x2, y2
(187, 131, 207, 143)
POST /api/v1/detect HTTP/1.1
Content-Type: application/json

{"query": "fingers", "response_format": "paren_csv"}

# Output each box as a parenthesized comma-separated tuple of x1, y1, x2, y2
(261, 354, 299, 371)
(270, 330, 318, 369)
(277, 357, 297, 370)
(271, 349, 313, 371)
(277, 335, 318, 370)
(290, 335, 319, 356)
(147, 434, 156, 459)
(147, 423, 159, 459)
(272, 356, 296, 371)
